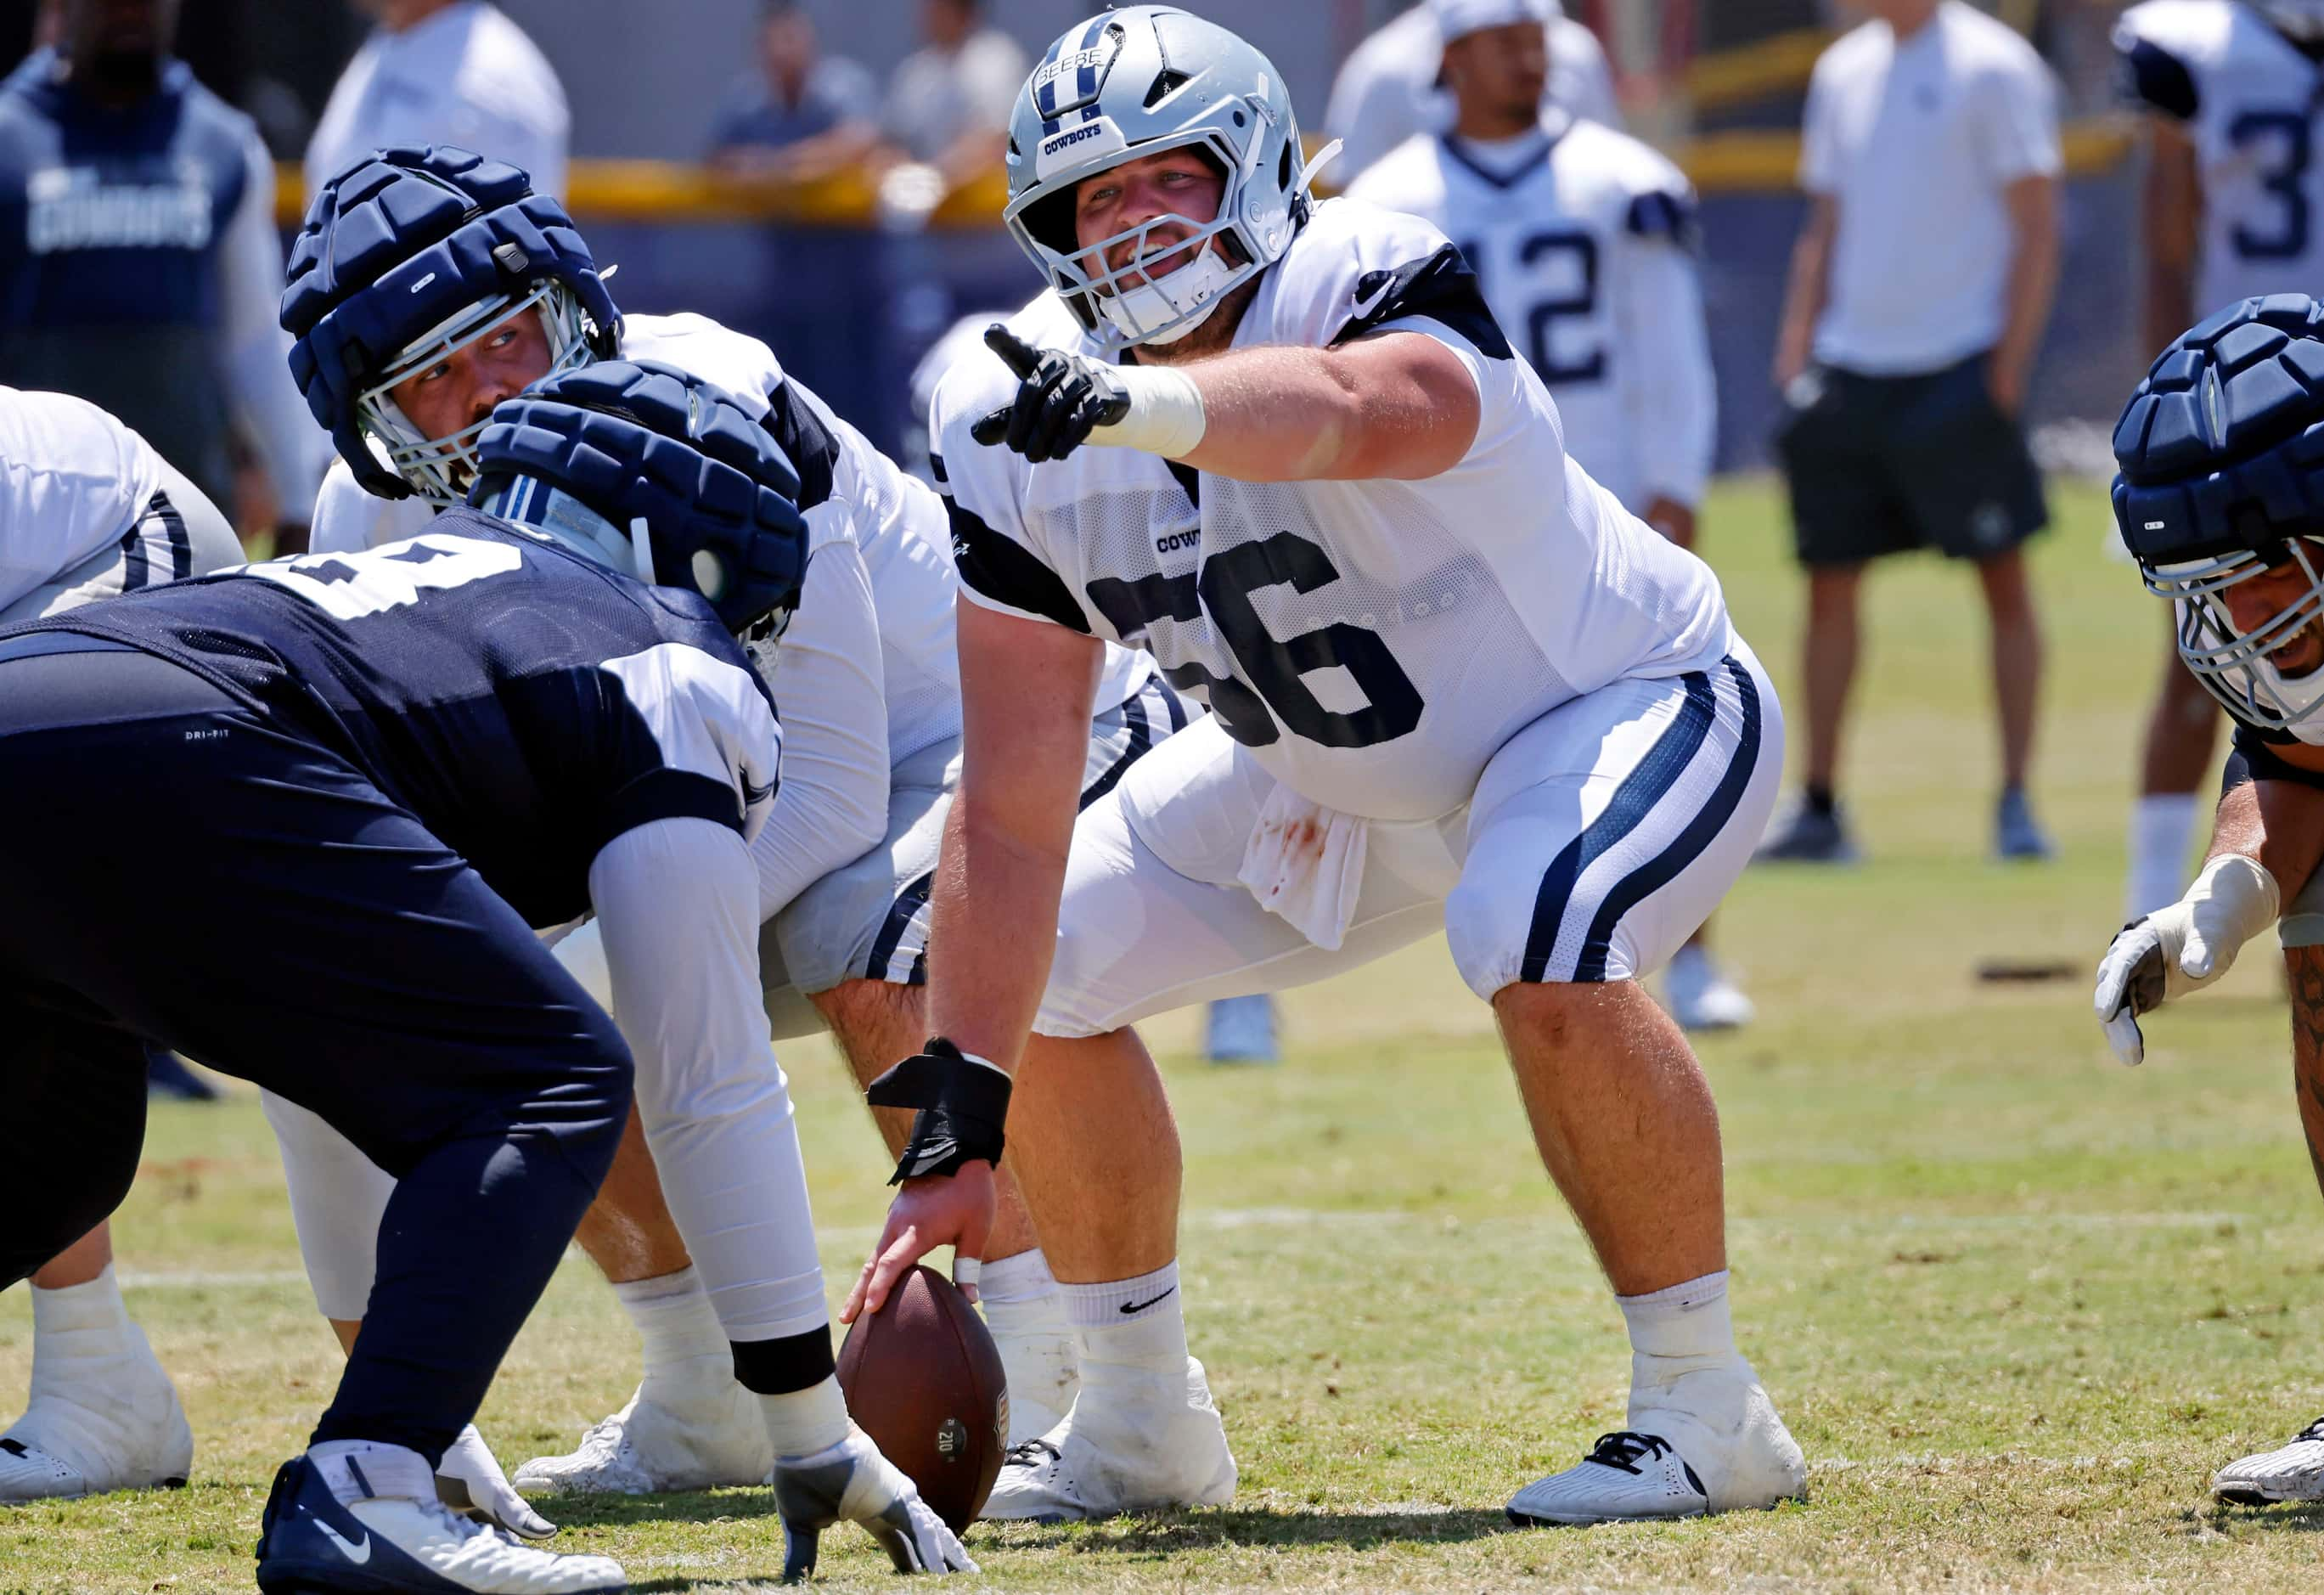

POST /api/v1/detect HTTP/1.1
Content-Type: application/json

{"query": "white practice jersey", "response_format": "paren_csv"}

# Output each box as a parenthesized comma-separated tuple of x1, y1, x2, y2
(932, 200, 1732, 824)
(1348, 114, 1716, 514)
(2116, 0, 2324, 312)
(312, 312, 975, 761)
(0, 385, 164, 612)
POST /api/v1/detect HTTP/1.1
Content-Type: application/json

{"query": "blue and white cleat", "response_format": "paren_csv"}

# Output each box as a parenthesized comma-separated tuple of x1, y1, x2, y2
(256, 1447, 626, 1594)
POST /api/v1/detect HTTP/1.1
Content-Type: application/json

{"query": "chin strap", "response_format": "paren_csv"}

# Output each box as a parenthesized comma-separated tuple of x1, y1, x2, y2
(1296, 138, 1345, 194)
(864, 1037, 1012, 1184)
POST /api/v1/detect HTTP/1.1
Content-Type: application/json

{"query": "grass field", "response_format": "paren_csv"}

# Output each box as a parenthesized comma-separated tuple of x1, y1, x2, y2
(9, 474, 2324, 1592)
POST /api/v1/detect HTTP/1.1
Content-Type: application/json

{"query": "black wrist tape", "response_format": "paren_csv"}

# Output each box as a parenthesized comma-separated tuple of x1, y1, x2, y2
(865, 1036, 1011, 1185)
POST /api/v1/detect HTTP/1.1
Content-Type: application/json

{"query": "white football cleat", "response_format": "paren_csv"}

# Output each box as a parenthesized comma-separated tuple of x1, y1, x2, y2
(0, 1327, 193, 1501)
(512, 1381, 772, 1496)
(257, 1449, 627, 1593)
(2214, 1417, 2324, 1504)
(1506, 1363, 1805, 1527)
(1663, 944, 1755, 1033)
(983, 1356, 1236, 1522)
(991, 1322, 1078, 1447)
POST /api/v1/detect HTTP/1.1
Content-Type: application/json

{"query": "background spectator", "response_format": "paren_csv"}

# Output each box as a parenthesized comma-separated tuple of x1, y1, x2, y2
(0, 0, 323, 546)
(706, 2, 880, 186)
(1760, 0, 2062, 865)
(1325, 0, 1622, 186)
(881, 0, 1024, 190)
(305, 0, 566, 201)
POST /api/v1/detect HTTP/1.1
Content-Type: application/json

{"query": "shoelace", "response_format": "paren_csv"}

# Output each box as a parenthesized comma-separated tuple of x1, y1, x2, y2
(1583, 1431, 1674, 1476)
(1003, 1439, 1061, 1470)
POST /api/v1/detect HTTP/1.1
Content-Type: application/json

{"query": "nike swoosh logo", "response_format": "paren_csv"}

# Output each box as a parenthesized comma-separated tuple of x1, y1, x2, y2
(314, 1519, 373, 1565)
(1350, 278, 1397, 323)
(1120, 1287, 1175, 1315)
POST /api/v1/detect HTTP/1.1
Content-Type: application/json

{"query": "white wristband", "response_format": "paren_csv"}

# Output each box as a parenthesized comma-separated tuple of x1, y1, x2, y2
(1090, 364, 1208, 459)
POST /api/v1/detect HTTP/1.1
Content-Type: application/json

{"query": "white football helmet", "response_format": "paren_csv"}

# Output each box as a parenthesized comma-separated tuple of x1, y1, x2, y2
(1001, 7, 1331, 350)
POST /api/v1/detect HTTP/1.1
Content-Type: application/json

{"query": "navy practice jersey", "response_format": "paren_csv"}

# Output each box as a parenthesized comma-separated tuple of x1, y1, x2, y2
(8, 509, 780, 927)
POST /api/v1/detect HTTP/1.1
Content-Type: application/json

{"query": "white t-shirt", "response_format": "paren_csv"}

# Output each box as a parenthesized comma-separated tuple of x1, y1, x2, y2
(305, 1, 569, 199)
(1348, 113, 1715, 512)
(0, 386, 164, 612)
(1800, 0, 2061, 375)
(882, 29, 1028, 163)
(931, 200, 1732, 824)
(2115, 0, 2324, 315)
(1324, 3, 1623, 186)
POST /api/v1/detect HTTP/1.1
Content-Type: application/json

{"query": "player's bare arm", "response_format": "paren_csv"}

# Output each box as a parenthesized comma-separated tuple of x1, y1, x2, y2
(841, 602, 1103, 1323)
(1987, 173, 2061, 416)
(1772, 194, 1835, 390)
(975, 323, 1480, 481)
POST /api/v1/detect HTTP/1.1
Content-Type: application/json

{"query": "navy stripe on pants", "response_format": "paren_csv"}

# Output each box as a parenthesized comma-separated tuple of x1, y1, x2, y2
(1517, 657, 1759, 984)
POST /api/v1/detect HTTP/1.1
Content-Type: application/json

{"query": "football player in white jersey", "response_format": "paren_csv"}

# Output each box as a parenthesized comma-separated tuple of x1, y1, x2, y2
(1347, 0, 1750, 1033)
(845, 7, 1808, 1528)
(2113, 0, 2324, 921)
(0, 388, 242, 1505)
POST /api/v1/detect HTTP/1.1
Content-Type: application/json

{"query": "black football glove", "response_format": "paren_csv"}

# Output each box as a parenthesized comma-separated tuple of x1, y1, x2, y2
(970, 324, 1132, 464)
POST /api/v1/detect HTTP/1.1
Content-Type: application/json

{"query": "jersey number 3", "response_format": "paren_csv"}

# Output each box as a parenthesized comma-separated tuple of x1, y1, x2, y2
(248, 535, 525, 622)
(1087, 531, 1425, 751)
(2229, 110, 2313, 262)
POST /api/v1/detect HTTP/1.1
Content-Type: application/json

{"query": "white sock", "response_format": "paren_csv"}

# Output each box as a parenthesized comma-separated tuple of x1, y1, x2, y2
(1618, 1270, 1739, 1391)
(28, 1264, 134, 1361)
(1062, 1263, 1187, 1376)
(307, 1439, 436, 1505)
(2127, 792, 2203, 921)
(612, 1267, 729, 1392)
(757, 1373, 849, 1460)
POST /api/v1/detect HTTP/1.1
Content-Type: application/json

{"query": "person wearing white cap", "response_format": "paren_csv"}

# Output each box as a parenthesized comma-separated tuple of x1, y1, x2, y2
(1324, 0, 1620, 186)
(1349, 0, 1750, 1033)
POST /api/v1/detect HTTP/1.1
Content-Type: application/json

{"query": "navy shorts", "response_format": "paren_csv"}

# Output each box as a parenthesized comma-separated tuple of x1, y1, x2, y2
(1775, 352, 2049, 568)
(0, 632, 628, 1458)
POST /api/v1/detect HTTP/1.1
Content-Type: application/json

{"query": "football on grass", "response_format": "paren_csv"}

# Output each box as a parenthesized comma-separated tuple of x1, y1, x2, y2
(836, 1264, 1008, 1532)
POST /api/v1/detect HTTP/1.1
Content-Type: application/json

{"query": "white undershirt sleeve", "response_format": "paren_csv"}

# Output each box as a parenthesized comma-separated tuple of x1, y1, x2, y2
(1618, 240, 1716, 510)
(747, 531, 891, 924)
(590, 817, 828, 1344)
(218, 129, 327, 516)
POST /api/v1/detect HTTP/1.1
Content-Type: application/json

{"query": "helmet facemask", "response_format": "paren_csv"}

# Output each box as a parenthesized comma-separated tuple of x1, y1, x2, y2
(357, 279, 599, 505)
(1010, 127, 1286, 350)
(2147, 537, 2324, 742)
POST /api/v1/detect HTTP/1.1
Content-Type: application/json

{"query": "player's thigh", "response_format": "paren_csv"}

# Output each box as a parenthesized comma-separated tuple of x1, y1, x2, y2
(1890, 352, 2050, 561)
(0, 477, 239, 624)
(0, 688, 630, 1181)
(1449, 642, 1785, 999)
(764, 735, 960, 1035)
(0, 993, 150, 1289)
(1775, 367, 1913, 566)
(1037, 717, 1446, 1038)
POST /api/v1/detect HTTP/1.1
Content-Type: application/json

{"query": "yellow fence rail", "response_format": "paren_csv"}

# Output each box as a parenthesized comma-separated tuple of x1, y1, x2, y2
(273, 119, 2135, 228)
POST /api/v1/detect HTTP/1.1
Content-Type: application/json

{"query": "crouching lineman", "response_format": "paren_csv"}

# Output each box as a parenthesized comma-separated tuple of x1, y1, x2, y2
(2096, 292, 2324, 1507)
(254, 144, 1180, 1500)
(847, 6, 1809, 1527)
(0, 387, 240, 1503)
(0, 359, 970, 1591)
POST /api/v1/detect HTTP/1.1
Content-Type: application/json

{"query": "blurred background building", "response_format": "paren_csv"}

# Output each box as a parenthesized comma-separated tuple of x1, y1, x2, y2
(0, 0, 2142, 475)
